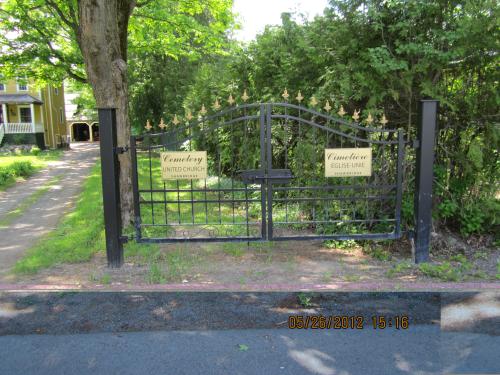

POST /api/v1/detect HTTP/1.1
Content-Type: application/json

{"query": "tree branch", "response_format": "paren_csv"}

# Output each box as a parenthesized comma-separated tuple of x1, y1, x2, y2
(45, 0, 78, 33)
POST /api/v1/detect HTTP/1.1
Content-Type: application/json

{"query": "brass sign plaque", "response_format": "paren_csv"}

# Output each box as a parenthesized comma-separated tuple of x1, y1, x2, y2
(161, 151, 208, 180)
(325, 148, 372, 177)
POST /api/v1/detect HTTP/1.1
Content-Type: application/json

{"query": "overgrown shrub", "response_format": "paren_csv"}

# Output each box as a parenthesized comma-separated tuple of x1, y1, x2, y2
(0, 161, 35, 187)
(30, 146, 41, 156)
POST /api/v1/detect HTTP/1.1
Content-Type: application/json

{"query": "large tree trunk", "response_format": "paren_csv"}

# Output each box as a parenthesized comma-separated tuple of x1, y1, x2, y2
(77, 0, 135, 226)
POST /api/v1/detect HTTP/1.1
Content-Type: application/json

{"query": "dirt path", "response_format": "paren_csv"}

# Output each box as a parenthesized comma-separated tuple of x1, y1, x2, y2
(0, 143, 99, 277)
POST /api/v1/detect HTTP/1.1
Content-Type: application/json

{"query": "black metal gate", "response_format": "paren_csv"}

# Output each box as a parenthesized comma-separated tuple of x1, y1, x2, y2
(131, 102, 405, 243)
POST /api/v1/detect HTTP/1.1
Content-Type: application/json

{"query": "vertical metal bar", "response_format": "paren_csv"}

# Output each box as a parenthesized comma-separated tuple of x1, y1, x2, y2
(130, 135, 142, 243)
(266, 104, 273, 239)
(148, 142, 154, 225)
(177, 180, 181, 224)
(204, 178, 208, 224)
(218, 155, 222, 224)
(162, 134, 168, 230)
(231, 110, 235, 224)
(191, 179, 195, 224)
(260, 104, 267, 239)
(394, 130, 405, 237)
(414, 100, 438, 263)
(163, 180, 168, 226)
(245, 184, 250, 238)
(284, 105, 288, 225)
(97, 108, 123, 268)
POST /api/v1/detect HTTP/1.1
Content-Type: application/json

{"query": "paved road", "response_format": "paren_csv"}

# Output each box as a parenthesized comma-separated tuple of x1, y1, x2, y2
(0, 326, 499, 375)
(0, 143, 99, 277)
(0, 291, 498, 374)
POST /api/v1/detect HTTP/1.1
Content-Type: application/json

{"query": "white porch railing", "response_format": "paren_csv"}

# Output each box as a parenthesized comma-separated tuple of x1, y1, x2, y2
(4, 123, 36, 134)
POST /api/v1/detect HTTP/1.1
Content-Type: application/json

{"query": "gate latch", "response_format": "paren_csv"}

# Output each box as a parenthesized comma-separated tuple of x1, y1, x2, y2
(115, 145, 129, 155)
(237, 169, 293, 184)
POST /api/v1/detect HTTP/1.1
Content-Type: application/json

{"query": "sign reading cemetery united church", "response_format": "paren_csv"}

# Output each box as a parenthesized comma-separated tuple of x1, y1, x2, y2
(325, 148, 372, 177)
(161, 151, 208, 180)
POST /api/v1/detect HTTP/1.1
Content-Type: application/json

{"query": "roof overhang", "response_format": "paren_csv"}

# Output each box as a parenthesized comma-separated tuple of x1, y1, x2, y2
(0, 94, 43, 105)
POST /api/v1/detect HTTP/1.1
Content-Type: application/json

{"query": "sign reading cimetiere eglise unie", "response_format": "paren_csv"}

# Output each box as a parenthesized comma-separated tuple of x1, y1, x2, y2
(325, 148, 372, 177)
(161, 151, 208, 180)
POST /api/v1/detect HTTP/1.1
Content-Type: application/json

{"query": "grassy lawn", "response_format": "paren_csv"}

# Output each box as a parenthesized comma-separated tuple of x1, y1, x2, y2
(0, 149, 63, 168)
(0, 149, 63, 190)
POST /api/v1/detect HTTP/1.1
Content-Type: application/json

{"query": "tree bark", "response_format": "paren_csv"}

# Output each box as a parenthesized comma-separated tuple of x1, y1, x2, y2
(77, 0, 135, 225)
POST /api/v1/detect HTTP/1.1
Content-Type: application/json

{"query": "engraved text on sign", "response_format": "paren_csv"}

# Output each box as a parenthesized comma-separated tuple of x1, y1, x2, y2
(325, 148, 372, 177)
(161, 151, 208, 180)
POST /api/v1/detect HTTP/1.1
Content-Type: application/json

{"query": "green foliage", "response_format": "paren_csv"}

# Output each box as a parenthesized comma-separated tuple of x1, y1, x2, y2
(30, 147, 41, 156)
(180, 0, 499, 239)
(418, 262, 462, 282)
(0, 0, 235, 85)
(297, 292, 314, 308)
(324, 239, 358, 250)
(386, 261, 413, 278)
(147, 262, 167, 284)
(222, 243, 246, 257)
(0, 161, 35, 188)
(364, 245, 392, 261)
(418, 255, 473, 282)
(99, 274, 112, 285)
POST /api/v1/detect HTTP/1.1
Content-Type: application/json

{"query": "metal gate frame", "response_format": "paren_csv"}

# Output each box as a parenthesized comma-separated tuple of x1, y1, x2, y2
(97, 100, 438, 267)
(130, 103, 405, 244)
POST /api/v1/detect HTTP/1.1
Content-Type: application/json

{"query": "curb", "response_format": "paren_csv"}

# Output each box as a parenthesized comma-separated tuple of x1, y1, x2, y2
(0, 281, 499, 292)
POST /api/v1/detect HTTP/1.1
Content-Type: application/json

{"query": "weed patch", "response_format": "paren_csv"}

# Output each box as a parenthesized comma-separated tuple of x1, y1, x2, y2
(386, 261, 413, 278)
(418, 256, 473, 282)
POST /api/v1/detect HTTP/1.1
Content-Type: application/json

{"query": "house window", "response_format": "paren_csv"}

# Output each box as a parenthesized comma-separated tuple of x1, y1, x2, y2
(0, 83, 5, 91)
(19, 107, 32, 123)
(60, 108, 64, 124)
(54, 87, 59, 95)
(17, 80, 28, 91)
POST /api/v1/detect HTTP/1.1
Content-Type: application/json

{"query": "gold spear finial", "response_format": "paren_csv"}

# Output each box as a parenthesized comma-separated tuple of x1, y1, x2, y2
(172, 115, 180, 126)
(228, 94, 235, 106)
(186, 110, 193, 121)
(352, 109, 360, 122)
(296, 91, 304, 103)
(200, 104, 207, 116)
(159, 118, 166, 129)
(145, 120, 152, 131)
(338, 105, 346, 117)
(282, 88, 290, 100)
(310, 96, 318, 107)
(242, 89, 249, 102)
(366, 112, 374, 125)
(324, 100, 332, 112)
(213, 98, 221, 111)
(380, 114, 389, 126)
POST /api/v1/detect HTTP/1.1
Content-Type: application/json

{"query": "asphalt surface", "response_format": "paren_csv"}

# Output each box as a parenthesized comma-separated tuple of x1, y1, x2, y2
(0, 291, 499, 374)
(0, 292, 443, 335)
(0, 327, 499, 375)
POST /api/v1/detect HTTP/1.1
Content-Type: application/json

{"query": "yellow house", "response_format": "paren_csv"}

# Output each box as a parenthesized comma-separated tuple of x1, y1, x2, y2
(0, 78, 68, 149)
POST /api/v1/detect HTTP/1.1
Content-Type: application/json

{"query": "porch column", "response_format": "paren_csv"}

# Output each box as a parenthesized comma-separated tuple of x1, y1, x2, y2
(2, 104, 7, 124)
(30, 103, 36, 132)
(89, 123, 93, 142)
